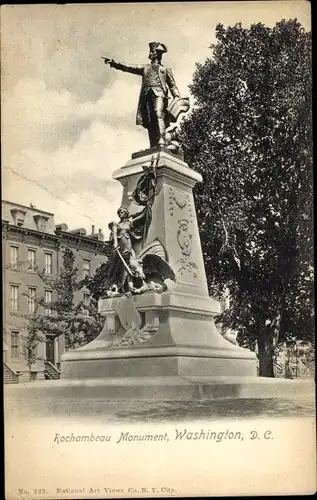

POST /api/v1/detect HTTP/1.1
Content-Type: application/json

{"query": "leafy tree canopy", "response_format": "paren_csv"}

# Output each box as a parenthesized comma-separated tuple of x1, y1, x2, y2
(180, 20, 313, 376)
(25, 247, 105, 353)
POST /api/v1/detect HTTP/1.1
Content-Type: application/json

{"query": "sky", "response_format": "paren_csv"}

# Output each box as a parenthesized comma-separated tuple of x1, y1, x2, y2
(1, 1, 311, 234)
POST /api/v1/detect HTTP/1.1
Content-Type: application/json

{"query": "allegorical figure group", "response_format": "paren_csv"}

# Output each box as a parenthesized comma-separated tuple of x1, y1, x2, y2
(103, 155, 175, 297)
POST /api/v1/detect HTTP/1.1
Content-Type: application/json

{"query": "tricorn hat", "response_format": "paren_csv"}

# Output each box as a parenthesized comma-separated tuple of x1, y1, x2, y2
(149, 41, 168, 53)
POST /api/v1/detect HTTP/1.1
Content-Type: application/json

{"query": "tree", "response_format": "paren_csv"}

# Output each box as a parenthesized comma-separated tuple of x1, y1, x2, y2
(81, 261, 110, 303)
(21, 306, 45, 381)
(34, 246, 104, 349)
(180, 20, 313, 376)
(10, 299, 46, 381)
(20, 247, 104, 361)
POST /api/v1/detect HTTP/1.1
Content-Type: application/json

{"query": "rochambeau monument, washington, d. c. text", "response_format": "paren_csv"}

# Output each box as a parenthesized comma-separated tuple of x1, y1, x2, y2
(59, 41, 262, 400)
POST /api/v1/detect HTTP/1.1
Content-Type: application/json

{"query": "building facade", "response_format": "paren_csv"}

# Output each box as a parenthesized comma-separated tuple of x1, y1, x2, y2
(2, 200, 109, 382)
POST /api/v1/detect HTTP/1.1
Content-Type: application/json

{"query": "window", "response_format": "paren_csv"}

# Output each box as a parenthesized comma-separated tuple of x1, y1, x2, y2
(83, 293, 90, 317)
(10, 285, 19, 311)
(34, 214, 49, 232)
(11, 331, 19, 359)
(10, 208, 26, 227)
(82, 259, 91, 278)
(28, 287, 36, 314)
(45, 253, 52, 275)
(10, 246, 19, 269)
(28, 249, 36, 271)
(45, 290, 52, 316)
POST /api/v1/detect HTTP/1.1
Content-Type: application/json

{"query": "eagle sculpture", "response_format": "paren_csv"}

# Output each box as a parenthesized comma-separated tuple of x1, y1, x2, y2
(106, 239, 176, 297)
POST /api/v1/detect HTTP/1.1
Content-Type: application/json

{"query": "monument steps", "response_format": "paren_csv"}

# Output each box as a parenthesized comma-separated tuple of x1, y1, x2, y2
(5, 376, 314, 403)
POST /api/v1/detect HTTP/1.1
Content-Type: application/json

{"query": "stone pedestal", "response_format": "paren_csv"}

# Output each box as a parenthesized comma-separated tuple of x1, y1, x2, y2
(113, 148, 210, 297)
(62, 291, 256, 380)
(60, 149, 257, 396)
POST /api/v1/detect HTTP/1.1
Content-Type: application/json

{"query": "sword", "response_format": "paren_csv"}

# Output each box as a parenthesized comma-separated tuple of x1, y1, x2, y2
(114, 246, 134, 276)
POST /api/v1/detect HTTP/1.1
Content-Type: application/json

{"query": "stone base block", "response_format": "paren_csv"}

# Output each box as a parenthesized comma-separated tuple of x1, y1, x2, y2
(61, 352, 256, 379)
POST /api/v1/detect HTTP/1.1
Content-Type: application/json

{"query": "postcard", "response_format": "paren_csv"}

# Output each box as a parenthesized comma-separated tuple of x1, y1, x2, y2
(2, 2, 315, 498)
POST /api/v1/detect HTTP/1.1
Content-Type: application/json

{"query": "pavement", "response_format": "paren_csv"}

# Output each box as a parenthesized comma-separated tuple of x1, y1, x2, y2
(5, 383, 315, 423)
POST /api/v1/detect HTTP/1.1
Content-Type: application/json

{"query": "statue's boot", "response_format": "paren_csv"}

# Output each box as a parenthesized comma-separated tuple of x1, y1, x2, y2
(157, 116, 166, 146)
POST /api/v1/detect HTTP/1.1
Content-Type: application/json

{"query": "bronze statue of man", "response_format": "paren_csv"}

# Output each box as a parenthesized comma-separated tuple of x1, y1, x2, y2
(103, 42, 180, 148)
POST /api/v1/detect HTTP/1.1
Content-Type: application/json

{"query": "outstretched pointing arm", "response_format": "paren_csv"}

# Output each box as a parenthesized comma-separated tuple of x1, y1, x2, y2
(104, 58, 143, 76)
